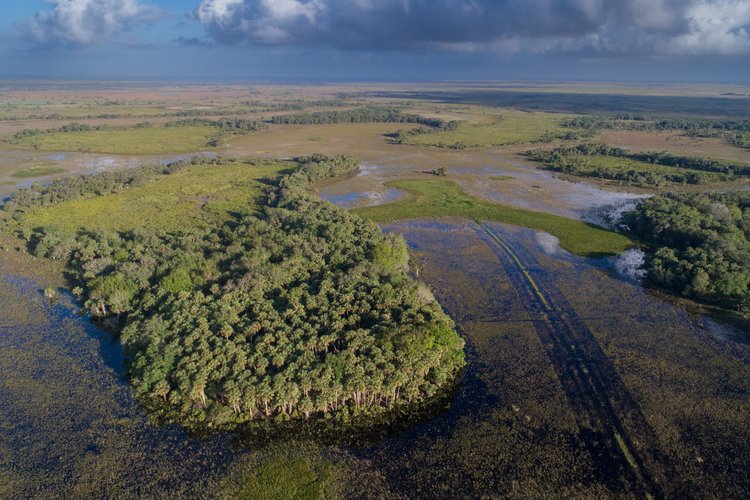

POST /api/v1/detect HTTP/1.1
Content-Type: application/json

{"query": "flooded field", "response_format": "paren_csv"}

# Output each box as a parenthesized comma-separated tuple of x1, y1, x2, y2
(0, 274, 241, 496)
(358, 220, 750, 497)
(0, 143, 217, 197)
(2, 216, 748, 497)
(320, 158, 649, 223)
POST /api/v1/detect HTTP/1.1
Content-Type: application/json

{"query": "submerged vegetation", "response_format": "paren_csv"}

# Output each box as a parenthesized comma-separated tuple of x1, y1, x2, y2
(10, 165, 67, 178)
(353, 179, 632, 257)
(624, 191, 750, 313)
(528, 144, 750, 188)
(3, 155, 464, 431)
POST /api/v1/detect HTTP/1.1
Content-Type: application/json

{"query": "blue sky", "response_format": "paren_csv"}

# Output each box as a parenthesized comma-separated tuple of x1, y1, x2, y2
(1, 0, 750, 82)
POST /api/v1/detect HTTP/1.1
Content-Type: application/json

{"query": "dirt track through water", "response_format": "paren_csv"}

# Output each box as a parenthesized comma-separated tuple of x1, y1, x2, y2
(477, 222, 671, 496)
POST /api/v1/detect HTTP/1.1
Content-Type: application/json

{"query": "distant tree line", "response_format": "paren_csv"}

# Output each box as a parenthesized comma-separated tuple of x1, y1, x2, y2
(527, 144, 750, 187)
(6, 155, 465, 430)
(623, 192, 750, 312)
(270, 106, 445, 127)
(386, 120, 463, 146)
(561, 116, 750, 150)
(7, 119, 267, 149)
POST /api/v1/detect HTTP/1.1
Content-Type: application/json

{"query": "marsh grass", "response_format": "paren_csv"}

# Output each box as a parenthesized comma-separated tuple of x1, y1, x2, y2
(400, 110, 574, 148)
(11, 165, 67, 178)
(353, 179, 632, 257)
(16, 160, 289, 235)
(220, 453, 334, 500)
(14, 126, 219, 154)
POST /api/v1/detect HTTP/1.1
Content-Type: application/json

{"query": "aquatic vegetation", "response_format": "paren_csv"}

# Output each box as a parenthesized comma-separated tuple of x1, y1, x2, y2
(7, 158, 286, 234)
(353, 179, 632, 257)
(11, 165, 66, 178)
(219, 452, 334, 499)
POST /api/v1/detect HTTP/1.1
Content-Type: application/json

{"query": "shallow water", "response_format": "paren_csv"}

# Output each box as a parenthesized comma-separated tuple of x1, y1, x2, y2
(320, 157, 649, 221)
(0, 149, 218, 196)
(359, 220, 750, 497)
(1, 218, 749, 496)
(0, 274, 243, 497)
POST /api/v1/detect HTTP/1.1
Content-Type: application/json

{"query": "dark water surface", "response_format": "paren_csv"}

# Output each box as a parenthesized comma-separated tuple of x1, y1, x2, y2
(0, 275, 244, 497)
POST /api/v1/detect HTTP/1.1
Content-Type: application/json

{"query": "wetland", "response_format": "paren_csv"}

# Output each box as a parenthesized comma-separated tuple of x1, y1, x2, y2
(1, 81, 749, 498)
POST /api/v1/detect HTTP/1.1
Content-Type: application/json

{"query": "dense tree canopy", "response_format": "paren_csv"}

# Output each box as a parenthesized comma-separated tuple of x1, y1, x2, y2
(9, 155, 464, 430)
(623, 191, 750, 312)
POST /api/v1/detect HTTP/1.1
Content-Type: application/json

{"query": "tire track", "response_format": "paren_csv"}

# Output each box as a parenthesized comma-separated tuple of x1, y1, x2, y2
(476, 222, 672, 497)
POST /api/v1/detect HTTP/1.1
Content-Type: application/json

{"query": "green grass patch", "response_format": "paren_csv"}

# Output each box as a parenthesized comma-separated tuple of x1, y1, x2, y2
(11, 165, 67, 179)
(400, 110, 575, 148)
(0, 181, 14, 186)
(222, 455, 334, 500)
(353, 179, 632, 257)
(490, 175, 515, 181)
(17, 160, 288, 235)
(15, 126, 218, 154)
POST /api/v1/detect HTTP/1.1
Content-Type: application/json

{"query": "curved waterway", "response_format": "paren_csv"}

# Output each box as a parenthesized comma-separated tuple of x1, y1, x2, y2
(2, 222, 749, 496)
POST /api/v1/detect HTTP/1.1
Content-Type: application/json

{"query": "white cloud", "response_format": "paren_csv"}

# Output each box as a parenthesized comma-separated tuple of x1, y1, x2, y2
(23, 0, 164, 46)
(195, 0, 244, 25)
(193, 0, 750, 57)
(670, 0, 750, 55)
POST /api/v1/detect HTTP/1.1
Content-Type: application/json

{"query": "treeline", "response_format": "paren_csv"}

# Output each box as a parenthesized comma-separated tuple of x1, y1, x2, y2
(563, 116, 750, 133)
(386, 120, 463, 146)
(9, 155, 464, 430)
(164, 118, 267, 134)
(623, 192, 750, 312)
(270, 106, 444, 127)
(10, 119, 266, 142)
(527, 144, 750, 187)
(561, 115, 750, 149)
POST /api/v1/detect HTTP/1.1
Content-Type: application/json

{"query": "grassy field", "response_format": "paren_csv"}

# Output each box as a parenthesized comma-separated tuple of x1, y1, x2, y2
(13, 126, 219, 154)
(16, 160, 288, 235)
(400, 110, 574, 148)
(353, 179, 632, 257)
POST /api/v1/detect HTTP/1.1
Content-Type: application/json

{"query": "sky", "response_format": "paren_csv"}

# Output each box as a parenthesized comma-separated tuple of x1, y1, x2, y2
(1, 0, 750, 82)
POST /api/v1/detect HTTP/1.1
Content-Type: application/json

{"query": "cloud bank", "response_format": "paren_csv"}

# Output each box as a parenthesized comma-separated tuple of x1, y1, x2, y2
(21, 0, 164, 47)
(194, 0, 750, 56)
